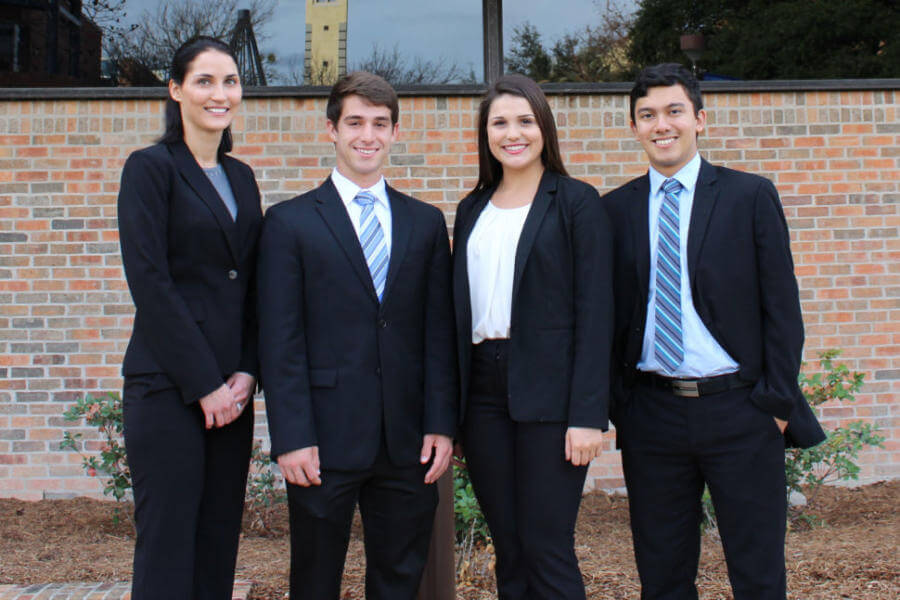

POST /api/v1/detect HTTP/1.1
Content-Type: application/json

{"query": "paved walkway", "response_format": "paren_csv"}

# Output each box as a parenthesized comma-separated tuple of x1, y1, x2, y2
(0, 582, 253, 599)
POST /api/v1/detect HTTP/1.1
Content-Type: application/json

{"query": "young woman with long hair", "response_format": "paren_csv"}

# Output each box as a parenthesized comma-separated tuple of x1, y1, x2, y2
(452, 74, 614, 599)
(116, 36, 262, 600)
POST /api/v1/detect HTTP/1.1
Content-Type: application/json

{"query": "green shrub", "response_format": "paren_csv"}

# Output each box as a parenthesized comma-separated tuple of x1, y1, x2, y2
(789, 350, 885, 522)
(61, 392, 132, 525)
(453, 459, 490, 545)
(244, 440, 286, 534)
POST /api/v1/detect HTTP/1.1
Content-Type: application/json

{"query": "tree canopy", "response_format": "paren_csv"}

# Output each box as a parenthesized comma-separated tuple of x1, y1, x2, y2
(627, 0, 900, 79)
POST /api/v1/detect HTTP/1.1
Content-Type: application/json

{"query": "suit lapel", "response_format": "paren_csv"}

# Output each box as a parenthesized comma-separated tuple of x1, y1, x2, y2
(315, 177, 379, 302)
(687, 159, 719, 286)
(169, 141, 240, 262)
(512, 171, 557, 301)
(382, 185, 409, 302)
(629, 174, 651, 298)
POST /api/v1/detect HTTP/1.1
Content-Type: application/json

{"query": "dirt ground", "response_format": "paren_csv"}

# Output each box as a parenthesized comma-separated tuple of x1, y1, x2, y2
(0, 481, 897, 599)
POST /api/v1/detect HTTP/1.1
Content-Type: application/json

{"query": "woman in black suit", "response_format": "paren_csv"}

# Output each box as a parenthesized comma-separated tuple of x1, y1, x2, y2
(116, 37, 262, 600)
(453, 74, 614, 599)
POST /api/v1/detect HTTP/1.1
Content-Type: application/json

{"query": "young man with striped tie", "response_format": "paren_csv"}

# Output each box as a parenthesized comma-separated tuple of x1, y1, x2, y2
(603, 63, 824, 600)
(257, 71, 457, 599)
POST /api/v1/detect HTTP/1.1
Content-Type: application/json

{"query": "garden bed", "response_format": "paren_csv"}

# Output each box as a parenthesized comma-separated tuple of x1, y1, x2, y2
(1, 481, 897, 599)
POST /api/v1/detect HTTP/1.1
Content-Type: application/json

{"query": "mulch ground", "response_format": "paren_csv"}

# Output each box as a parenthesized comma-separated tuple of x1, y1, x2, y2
(0, 481, 897, 599)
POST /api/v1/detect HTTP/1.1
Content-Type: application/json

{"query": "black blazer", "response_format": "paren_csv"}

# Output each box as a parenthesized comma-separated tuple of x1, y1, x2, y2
(452, 171, 614, 429)
(257, 178, 458, 470)
(603, 159, 825, 448)
(117, 141, 262, 403)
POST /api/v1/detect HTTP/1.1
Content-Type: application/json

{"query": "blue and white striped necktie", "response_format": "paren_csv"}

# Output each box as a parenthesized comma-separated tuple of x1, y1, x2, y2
(354, 190, 388, 301)
(654, 178, 684, 373)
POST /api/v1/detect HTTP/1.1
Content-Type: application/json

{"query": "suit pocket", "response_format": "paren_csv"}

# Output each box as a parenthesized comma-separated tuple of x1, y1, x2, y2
(309, 368, 337, 388)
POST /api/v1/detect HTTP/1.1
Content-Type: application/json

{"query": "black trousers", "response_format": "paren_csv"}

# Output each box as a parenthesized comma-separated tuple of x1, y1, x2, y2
(618, 381, 787, 600)
(123, 374, 253, 600)
(461, 340, 588, 600)
(286, 443, 437, 600)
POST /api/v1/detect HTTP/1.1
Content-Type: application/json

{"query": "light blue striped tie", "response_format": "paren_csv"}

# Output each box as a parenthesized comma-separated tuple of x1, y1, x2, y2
(654, 178, 684, 373)
(354, 190, 388, 301)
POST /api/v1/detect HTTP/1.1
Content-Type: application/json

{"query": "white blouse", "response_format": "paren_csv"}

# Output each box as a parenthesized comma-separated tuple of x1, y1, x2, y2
(467, 201, 532, 344)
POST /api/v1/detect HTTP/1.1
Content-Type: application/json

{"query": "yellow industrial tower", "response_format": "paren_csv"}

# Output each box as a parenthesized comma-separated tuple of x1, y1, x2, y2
(304, 0, 348, 84)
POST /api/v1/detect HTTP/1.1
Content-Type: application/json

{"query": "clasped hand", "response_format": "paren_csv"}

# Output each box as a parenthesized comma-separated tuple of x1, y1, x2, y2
(197, 372, 255, 429)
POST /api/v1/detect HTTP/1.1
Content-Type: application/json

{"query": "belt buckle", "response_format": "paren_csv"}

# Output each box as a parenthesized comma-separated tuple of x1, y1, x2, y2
(671, 379, 700, 397)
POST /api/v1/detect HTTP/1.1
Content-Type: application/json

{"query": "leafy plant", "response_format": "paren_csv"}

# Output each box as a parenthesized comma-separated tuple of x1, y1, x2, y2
(244, 440, 286, 535)
(789, 350, 885, 516)
(453, 459, 493, 581)
(453, 459, 490, 544)
(61, 392, 132, 525)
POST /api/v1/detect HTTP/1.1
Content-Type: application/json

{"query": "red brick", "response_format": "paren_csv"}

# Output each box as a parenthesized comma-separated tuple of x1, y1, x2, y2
(0, 90, 897, 498)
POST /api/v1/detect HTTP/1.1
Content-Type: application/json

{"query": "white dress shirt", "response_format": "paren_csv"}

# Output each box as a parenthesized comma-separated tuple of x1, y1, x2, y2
(467, 200, 532, 344)
(637, 152, 739, 377)
(331, 168, 393, 254)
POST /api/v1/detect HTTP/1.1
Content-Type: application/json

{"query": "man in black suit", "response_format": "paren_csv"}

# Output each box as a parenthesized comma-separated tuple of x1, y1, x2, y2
(257, 71, 457, 599)
(603, 63, 825, 599)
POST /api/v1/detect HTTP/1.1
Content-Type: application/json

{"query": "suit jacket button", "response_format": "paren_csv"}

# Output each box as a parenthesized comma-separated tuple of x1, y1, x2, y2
(228, 269, 238, 280)
(379, 319, 387, 328)
(375, 367, 382, 376)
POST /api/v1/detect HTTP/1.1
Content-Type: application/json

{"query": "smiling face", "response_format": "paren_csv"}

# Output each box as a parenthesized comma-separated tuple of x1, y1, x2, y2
(168, 49, 241, 139)
(486, 93, 545, 177)
(631, 84, 706, 177)
(327, 94, 399, 189)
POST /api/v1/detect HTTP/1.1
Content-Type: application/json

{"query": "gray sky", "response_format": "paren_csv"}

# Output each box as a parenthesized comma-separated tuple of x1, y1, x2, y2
(122, 0, 638, 82)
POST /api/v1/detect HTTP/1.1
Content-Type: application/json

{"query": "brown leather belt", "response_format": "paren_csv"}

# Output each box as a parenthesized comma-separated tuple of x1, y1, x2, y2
(635, 371, 752, 397)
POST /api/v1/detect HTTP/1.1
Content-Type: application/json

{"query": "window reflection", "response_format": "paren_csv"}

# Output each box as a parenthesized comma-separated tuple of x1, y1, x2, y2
(0, 0, 484, 88)
(503, 0, 635, 83)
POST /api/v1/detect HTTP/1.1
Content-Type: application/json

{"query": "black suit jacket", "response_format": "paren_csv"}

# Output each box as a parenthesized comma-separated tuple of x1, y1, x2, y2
(603, 159, 825, 448)
(118, 141, 262, 402)
(452, 171, 614, 429)
(257, 178, 458, 470)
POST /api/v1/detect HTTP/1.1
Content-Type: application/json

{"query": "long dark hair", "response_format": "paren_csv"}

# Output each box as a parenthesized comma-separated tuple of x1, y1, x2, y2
(158, 36, 238, 158)
(473, 74, 568, 193)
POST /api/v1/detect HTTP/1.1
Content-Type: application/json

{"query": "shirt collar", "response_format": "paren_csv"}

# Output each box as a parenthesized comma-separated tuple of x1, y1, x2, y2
(331, 168, 389, 210)
(648, 152, 701, 196)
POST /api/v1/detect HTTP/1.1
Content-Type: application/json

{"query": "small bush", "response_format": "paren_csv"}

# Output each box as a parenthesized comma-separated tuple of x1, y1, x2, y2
(790, 350, 885, 521)
(244, 440, 286, 535)
(61, 392, 132, 525)
(453, 458, 493, 581)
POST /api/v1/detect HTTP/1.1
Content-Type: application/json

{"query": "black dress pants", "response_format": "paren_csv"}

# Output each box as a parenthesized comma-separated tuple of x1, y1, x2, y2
(461, 340, 588, 600)
(285, 443, 437, 600)
(618, 381, 787, 600)
(123, 374, 254, 600)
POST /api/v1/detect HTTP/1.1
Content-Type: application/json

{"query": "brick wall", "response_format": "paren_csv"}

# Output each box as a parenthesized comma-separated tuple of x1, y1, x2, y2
(0, 87, 897, 499)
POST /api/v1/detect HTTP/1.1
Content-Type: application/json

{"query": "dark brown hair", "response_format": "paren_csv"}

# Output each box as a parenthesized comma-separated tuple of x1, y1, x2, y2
(159, 36, 237, 158)
(473, 74, 568, 193)
(629, 62, 703, 124)
(326, 71, 399, 125)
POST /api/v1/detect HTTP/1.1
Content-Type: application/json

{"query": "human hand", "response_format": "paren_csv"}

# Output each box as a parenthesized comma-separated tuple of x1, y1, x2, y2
(198, 383, 239, 429)
(277, 446, 322, 487)
(420, 434, 453, 484)
(774, 417, 788, 434)
(226, 371, 256, 409)
(565, 426, 604, 466)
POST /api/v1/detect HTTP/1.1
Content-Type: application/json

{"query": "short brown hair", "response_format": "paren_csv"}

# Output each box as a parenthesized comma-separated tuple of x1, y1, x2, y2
(474, 74, 568, 193)
(326, 71, 399, 125)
